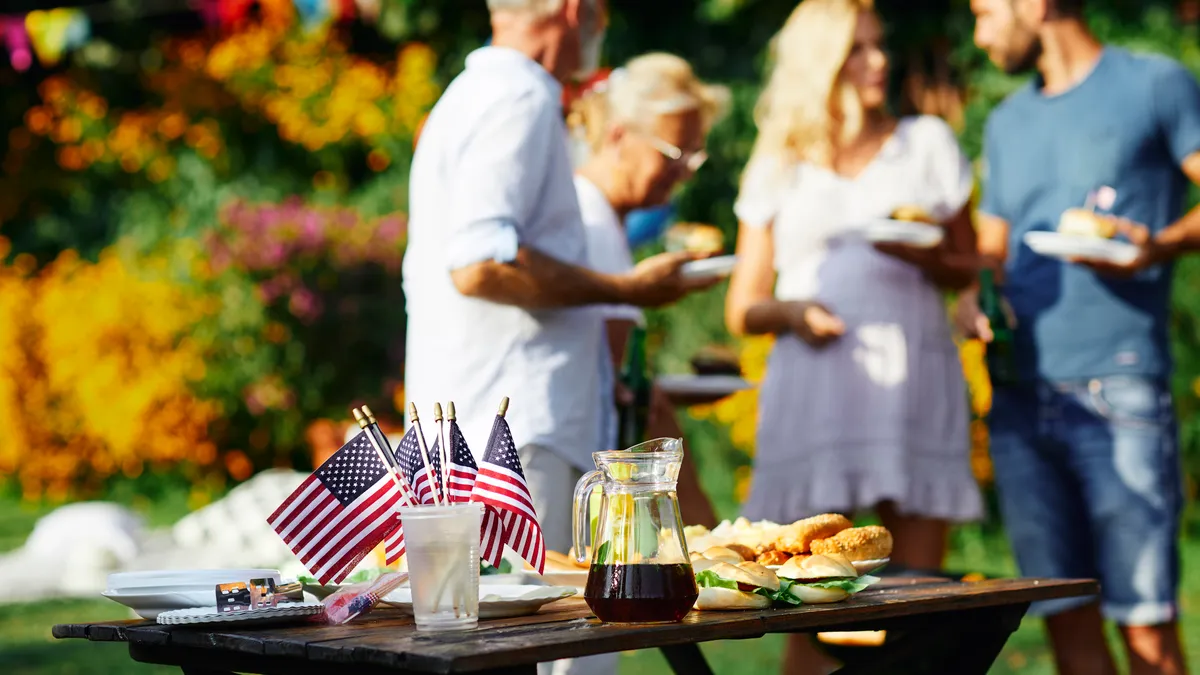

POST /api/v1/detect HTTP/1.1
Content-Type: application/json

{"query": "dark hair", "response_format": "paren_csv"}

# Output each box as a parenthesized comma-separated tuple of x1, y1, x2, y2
(1053, 0, 1084, 16)
(1010, 0, 1083, 17)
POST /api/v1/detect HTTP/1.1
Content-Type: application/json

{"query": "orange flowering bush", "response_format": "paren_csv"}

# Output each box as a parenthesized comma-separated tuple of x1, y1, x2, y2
(0, 244, 219, 500)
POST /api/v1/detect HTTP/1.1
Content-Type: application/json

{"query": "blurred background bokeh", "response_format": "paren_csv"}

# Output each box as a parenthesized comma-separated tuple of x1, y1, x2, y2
(0, 0, 1197, 673)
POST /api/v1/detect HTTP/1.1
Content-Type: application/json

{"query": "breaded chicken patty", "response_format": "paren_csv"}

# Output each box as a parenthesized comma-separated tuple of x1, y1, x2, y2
(772, 514, 854, 554)
(810, 525, 893, 561)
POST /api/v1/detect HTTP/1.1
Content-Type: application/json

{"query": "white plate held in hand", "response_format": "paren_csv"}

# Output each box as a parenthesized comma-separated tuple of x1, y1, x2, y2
(680, 255, 737, 280)
(863, 220, 944, 249)
(1023, 232, 1138, 265)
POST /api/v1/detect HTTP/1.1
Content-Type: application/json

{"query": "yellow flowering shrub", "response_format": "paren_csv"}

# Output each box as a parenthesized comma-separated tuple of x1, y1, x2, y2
(0, 246, 219, 499)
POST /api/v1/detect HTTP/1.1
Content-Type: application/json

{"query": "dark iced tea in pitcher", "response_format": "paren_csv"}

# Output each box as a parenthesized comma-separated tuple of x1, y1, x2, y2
(584, 563, 698, 623)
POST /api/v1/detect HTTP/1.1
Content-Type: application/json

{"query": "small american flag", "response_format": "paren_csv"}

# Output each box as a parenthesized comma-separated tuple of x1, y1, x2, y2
(398, 426, 442, 505)
(446, 418, 505, 568)
(445, 420, 478, 502)
(471, 413, 545, 574)
(268, 431, 403, 584)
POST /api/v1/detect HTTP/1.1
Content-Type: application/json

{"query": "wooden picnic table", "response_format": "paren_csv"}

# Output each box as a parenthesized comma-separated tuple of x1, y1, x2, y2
(54, 576, 1097, 675)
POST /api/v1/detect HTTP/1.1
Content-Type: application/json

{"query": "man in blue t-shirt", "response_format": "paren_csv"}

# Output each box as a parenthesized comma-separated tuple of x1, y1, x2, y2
(963, 1, 1200, 673)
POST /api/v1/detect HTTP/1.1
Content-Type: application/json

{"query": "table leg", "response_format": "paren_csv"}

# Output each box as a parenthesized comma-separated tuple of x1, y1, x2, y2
(832, 603, 1028, 675)
(661, 644, 715, 675)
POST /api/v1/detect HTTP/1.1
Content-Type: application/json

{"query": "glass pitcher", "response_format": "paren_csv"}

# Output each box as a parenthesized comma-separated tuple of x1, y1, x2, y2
(572, 438, 698, 623)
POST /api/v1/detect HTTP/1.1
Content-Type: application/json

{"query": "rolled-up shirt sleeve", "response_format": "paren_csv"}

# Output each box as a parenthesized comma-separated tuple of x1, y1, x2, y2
(445, 91, 556, 270)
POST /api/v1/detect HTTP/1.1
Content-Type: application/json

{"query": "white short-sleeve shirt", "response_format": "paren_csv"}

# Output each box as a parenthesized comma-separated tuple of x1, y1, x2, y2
(734, 115, 973, 301)
(403, 47, 603, 469)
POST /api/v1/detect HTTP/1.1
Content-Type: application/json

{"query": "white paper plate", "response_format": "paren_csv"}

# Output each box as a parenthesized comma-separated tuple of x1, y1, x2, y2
(101, 589, 217, 620)
(107, 569, 280, 593)
(862, 220, 944, 249)
(382, 585, 576, 619)
(656, 374, 754, 398)
(157, 602, 325, 626)
(1024, 231, 1138, 264)
(680, 255, 737, 280)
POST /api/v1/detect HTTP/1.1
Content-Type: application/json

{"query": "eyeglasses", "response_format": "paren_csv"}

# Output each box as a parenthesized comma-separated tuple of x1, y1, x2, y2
(638, 132, 708, 173)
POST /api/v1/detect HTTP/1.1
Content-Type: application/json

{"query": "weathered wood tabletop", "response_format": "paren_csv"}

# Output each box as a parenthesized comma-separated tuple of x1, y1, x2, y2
(54, 576, 1098, 675)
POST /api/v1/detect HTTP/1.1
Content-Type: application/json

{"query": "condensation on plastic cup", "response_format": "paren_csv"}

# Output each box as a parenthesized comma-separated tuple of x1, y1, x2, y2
(398, 502, 482, 632)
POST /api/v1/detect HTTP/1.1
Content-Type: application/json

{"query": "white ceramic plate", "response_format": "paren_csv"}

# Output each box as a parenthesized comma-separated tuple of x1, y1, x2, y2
(655, 375, 754, 398)
(1024, 231, 1138, 264)
(852, 558, 889, 576)
(101, 589, 217, 620)
(107, 569, 280, 593)
(862, 220, 944, 249)
(680, 255, 737, 280)
(382, 585, 577, 619)
(157, 602, 325, 626)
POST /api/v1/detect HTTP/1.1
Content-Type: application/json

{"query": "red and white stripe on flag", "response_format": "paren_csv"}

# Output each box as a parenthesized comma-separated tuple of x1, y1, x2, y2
(472, 463, 544, 574)
(267, 431, 403, 584)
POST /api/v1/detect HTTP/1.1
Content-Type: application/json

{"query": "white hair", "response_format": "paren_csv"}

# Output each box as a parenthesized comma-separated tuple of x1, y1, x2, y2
(485, 0, 567, 16)
(568, 53, 732, 152)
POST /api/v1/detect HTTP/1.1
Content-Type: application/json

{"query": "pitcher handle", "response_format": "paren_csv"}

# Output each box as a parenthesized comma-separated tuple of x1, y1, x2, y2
(572, 470, 604, 565)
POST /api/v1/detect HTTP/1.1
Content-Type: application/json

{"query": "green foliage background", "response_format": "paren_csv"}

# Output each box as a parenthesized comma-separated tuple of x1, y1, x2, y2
(1, 0, 1199, 498)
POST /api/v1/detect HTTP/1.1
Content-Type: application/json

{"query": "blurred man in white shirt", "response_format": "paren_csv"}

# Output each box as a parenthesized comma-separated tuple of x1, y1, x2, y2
(404, 5, 713, 672)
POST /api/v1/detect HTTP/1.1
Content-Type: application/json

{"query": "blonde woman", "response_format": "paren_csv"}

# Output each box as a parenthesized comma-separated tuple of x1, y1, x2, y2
(727, 0, 983, 584)
(569, 53, 729, 527)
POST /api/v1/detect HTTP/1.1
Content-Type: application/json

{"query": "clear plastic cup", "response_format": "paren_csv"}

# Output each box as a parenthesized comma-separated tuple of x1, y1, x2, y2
(398, 503, 482, 632)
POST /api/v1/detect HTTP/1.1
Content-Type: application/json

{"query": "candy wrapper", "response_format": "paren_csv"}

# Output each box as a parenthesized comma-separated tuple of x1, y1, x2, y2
(321, 571, 409, 625)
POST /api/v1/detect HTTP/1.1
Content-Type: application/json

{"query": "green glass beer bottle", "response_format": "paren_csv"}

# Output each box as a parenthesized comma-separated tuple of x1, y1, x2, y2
(978, 268, 1018, 387)
(617, 326, 650, 448)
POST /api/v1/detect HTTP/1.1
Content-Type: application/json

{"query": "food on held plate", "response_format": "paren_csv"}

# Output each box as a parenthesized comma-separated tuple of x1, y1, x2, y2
(1058, 208, 1118, 239)
(810, 525, 894, 562)
(694, 561, 777, 610)
(689, 345, 743, 377)
(666, 222, 725, 254)
(773, 514, 855, 555)
(890, 205, 937, 224)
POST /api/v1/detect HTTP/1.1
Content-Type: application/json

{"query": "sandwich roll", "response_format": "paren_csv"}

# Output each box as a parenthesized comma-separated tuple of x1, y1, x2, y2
(702, 546, 746, 565)
(694, 586, 772, 610)
(777, 554, 857, 582)
(691, 557, 720, 574)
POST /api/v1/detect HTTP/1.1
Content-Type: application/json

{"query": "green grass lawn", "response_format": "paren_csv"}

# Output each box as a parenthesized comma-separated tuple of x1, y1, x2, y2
(1, 493, 1197, 674)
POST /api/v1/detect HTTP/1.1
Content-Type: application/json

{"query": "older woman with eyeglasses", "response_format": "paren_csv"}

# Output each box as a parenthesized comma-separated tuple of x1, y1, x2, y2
(567, 53, 729, 528)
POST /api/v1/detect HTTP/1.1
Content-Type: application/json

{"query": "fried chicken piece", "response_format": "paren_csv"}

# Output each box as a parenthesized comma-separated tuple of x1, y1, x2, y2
(773, 514, 854, 555)
(724, 543, 757, 562)
(810, 526, 894, 561)
(756, 549, 794, 566)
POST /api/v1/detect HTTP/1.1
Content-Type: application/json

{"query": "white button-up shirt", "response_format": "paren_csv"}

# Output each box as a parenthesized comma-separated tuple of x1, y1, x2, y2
(403, 47, 603, 470)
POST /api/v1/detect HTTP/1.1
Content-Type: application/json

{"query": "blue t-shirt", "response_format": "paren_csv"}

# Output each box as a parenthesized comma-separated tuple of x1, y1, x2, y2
(981, 47, 1200, 382)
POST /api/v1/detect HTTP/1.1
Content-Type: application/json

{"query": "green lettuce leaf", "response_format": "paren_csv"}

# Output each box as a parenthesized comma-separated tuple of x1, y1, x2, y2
(803, 575, 880, 594)
(769, 575, 881, 606)
(694, 570, 740, 591)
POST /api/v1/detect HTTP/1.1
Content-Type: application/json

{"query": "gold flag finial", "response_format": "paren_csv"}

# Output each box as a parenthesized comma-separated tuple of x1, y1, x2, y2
(352, 408, 369, 429)
(361, 404, 379, 425)
(447, 401, 456, 420)
(498, 396, 510, 417)
(408, 402, 419, 422)
(433, 402, 443, 421)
